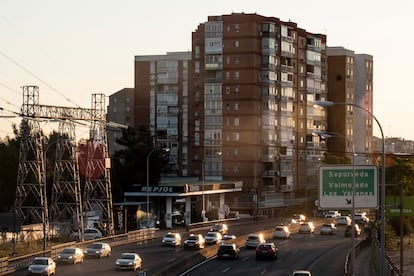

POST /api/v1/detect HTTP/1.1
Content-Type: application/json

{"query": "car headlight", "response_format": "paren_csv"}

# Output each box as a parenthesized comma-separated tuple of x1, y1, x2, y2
(68, 256, 73, 259)
(128, 261, 133, 265)
(116, 260, 120, 265)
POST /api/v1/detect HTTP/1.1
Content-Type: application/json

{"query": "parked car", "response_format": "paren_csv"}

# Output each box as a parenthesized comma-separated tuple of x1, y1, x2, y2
(184, 234, 205, 249)
(345, 224, 362, 237)
(115, 252, 142, 271)
(217, 243, 240, 259)
(28, 257, 56, 276)
(204, 231, 222, 244)
(255, 242, 278, 260)
(69, 227, 102, 240)
(245, 233, 266, 248)
(162, 232, 182, 246)
(325, 210, 341, 218)
(299, 222, 315, 234)
(336, 216, 352, 226)
(320, 223, 337, 235)
(85, 242, 111, 258)
(210, 223, 228, 235)
(273, 225, 290, 239)
(57, 247, 84, 264)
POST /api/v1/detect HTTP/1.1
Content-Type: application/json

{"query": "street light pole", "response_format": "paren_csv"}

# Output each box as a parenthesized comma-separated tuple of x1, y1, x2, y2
(314, 100, 385, 276)
(146, 147, 169, 226)
(313, 130, 356, 275)
(202, 158, 206, 222)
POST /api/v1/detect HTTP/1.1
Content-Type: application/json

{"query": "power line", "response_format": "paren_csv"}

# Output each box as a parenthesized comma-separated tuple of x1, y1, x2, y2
(0, 49, 83, 108)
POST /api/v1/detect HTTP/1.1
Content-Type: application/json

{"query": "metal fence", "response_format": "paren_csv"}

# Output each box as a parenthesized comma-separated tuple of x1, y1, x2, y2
(0, 228, 156, 276)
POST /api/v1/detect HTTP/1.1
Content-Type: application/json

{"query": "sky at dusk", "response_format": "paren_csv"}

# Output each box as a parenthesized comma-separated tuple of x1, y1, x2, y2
(1, 0, 413, 140)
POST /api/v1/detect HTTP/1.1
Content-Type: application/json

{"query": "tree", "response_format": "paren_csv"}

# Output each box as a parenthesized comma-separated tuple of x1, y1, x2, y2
(0, 134, 19, 212)
(110, 126, 169, 202)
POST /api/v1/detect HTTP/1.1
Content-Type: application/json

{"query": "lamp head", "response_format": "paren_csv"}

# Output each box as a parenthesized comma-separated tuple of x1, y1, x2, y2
(313, 100, 334, 108)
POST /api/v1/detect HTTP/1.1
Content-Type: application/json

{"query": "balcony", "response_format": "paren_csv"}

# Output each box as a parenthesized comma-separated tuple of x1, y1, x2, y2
(205, 63, 223, 70)
(262, 170, 278, 178)
(280, 185, 293, 192)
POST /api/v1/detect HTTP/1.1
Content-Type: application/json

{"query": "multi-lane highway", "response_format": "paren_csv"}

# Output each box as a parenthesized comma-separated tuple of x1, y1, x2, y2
(11, 218, 361, 275)
(182, 226, 356, 275)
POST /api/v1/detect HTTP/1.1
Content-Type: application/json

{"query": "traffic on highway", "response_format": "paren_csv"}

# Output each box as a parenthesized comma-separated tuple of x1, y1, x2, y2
(11, 215, 367, 276)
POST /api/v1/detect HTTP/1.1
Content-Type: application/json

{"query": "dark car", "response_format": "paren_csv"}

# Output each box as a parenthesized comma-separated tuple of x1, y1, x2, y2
(217, 243, 240, 259)
(345, 224, 362, 237)
(255, 242, 278, 260)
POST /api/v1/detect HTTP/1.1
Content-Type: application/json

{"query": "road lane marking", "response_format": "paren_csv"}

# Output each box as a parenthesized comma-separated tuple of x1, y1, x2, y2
(222, 267, 231, 273)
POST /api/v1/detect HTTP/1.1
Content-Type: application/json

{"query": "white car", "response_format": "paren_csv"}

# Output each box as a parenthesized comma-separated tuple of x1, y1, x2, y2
(115, 252, 142, 271)
(291, 270, 312, 276)
(162, 232, 182, 246)
(70, 227, 102, 240)
(273, 226, 290, 239)
(325, 210, 341, 218)
(299, 222, 315, 234)
(28, 257, 56, 276)
(245, 233, 266, 248)
(320, 223, 337, 235)
(204, 231, 222, 244)
(336, 216, 352, 226)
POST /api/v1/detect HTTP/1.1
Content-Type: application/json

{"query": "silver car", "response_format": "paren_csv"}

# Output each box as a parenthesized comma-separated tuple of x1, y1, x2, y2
(245, 233, 266, 248)
(85, 242, 111, 258)
(115, 252, 142, 271)
(57, 247, 84, 264)
(28, 257, 56, 276)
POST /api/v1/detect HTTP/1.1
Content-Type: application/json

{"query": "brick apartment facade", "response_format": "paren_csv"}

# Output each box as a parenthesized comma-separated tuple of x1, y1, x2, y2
(109, 13, 374, 218)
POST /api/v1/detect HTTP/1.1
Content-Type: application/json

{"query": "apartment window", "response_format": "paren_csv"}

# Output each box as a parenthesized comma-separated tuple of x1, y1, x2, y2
(234, 117, 239, 126)
(234, 163, 240, 173)
(234, 40, 239, 47)
(233, 149, 239, 157)
(233, 132, 240, 141)
(234, 57, 239, 64)
(225, 87, 230, 95)
(226, 104, 230, 111)
(226, 72, 230, 80)
(234, 86, 239, 95)
(234, 71, 239, 80)
(234, 103, 240, 110)
(233, 24, 240, 32)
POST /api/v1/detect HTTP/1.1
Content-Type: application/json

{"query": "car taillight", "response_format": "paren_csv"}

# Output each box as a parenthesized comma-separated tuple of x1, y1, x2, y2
(268, 249, 273, 253)
(256, 248, 261, 252)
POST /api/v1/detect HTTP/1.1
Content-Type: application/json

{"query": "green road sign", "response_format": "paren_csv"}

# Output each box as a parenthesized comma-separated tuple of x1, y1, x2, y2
(319, 165, 378, 209)
(386, 196, 414, 217)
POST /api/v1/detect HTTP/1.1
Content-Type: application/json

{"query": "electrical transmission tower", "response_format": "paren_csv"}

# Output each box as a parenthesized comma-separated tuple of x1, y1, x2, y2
(50, 120, 83, 237)
(14, 85, 114, 236)
(84, 94, 114, 235)
(15, 86, 48, 227)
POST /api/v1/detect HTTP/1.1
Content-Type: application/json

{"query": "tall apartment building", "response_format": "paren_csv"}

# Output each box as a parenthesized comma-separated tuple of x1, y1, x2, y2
(134, 52, 192, 176)
(107, 88, 135, 155)
(189, 13, 327, 216)
(325, 47, 373, 165)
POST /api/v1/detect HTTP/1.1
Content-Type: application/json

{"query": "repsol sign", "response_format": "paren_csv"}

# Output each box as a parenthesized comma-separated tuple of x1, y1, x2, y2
(141, 186, 182, 193)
